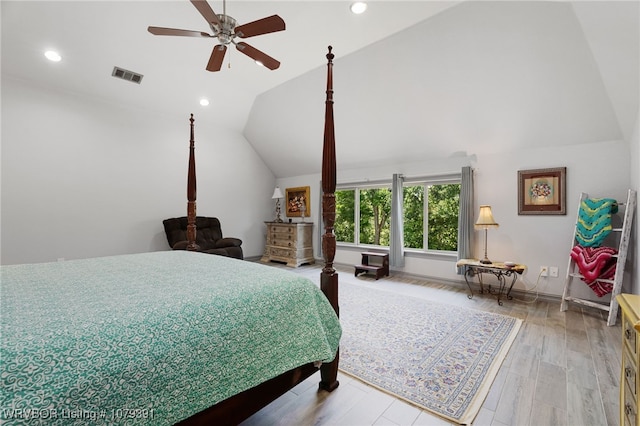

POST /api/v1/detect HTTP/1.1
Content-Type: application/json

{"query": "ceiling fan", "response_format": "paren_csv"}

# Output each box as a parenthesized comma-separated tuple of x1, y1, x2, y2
(148, 0, 285, 72)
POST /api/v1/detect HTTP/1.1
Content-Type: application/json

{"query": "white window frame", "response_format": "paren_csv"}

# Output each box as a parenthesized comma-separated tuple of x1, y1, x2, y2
(336, 173, 461, 255)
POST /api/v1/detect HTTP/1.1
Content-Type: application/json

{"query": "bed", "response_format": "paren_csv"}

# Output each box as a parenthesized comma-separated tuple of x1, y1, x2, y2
(1, 47, 341, 425)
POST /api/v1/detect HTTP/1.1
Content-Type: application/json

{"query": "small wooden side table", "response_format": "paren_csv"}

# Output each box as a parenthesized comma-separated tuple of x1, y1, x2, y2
(456, 259, 527, 305)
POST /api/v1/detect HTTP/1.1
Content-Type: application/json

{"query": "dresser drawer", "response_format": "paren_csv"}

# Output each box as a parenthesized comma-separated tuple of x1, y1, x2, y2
(624, 349, 638, 400)
(624, 386, 637, 426)
(624, 316, 638, 359)
(273, 237, 298, 248)
(268, 246, 295, 259)
(270, 225, 296, 235)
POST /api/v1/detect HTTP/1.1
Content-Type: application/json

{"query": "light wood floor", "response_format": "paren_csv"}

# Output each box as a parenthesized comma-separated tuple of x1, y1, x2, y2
(242, 263, 622, 426)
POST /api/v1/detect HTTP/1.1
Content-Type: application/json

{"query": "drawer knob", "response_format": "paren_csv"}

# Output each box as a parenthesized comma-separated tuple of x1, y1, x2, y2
(625, 328, 632, 339)
(625, 403, 634, 416)
(626, 366, 634, 378)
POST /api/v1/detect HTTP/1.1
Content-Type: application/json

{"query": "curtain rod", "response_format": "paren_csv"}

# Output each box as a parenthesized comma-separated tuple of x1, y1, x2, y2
(337, 170, 463, 188)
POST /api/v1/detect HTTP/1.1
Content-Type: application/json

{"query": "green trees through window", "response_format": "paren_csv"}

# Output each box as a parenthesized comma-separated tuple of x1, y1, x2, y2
(403, 185, 424, 249)
(335, 182, 460, 252)
(360, 188, 391, 245)
(335, 189, 355, 242)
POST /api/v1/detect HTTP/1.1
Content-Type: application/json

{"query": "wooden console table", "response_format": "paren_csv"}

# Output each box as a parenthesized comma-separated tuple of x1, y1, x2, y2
(456, 259, 526, 305)
(354, 252, 389, 280)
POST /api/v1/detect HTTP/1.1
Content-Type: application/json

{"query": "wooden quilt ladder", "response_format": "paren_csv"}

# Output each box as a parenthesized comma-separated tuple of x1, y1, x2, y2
(560, 189, 636, 326)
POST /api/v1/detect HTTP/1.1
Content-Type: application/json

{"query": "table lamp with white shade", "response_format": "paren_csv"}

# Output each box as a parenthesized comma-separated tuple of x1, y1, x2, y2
(272, 186, 284, 222)
(475, 205, 499, 264)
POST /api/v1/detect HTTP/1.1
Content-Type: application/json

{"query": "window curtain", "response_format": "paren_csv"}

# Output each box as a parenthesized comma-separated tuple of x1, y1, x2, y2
(457, 166, 474, 274)
(390, 173, 405, 267)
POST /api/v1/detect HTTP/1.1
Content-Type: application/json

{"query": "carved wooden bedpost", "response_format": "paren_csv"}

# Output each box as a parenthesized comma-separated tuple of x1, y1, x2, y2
(319, 46, 340, 392)
(186, 114, 200, 251)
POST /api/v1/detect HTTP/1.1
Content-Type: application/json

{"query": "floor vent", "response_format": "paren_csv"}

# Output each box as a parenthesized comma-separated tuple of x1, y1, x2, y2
(111, 66, 143, 84)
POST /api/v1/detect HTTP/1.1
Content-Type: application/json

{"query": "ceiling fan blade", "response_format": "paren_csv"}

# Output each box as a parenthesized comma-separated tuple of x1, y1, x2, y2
(235, 42, 280, 70)
(235, 15, 286, 38)
(206, 45, 227, 72)
(148, 26, 212, 37)
(190, 0, 221, 27)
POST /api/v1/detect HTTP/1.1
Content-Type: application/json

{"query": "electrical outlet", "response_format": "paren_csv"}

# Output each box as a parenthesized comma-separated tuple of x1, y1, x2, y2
(540, 266, 548, 277)
(549, 266, 559, 278)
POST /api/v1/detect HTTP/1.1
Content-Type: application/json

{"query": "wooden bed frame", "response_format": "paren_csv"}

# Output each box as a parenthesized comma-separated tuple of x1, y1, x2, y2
(179, 46, 339, 425)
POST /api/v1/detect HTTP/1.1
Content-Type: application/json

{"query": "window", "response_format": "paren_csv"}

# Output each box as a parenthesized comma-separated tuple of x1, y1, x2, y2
(335, 186, 393, 245)
(403, 183, 460, 251)
(360, 187, 391, 245)
(335, 177, 460, 253)
(335, 189, 355, 243)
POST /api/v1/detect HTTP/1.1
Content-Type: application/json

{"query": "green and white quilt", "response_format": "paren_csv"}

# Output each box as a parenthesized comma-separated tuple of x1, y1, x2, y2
(1, 251, 341, 425)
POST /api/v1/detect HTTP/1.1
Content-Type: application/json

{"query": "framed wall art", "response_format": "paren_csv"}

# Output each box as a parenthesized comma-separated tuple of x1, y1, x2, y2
(518, 167, 566, 215)
(285, 186, 310, 218)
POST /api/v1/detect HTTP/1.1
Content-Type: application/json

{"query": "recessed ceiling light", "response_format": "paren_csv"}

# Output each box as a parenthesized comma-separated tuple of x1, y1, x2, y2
(350, 2, 367, 14)
(44, 50, 62, 62)
(199, 98, 210, 107)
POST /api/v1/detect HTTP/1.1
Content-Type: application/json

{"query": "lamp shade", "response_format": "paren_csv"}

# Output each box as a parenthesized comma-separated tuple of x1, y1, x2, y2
(475, 205, 499, 229)
(271, 186, 284, 199)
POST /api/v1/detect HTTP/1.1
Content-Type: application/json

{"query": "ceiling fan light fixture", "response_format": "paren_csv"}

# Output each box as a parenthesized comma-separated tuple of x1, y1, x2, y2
(44, 50, 62, 62)
(350, 2, 367, 14)
(255, 60, 264, 67)
(212, 14, 236, 45)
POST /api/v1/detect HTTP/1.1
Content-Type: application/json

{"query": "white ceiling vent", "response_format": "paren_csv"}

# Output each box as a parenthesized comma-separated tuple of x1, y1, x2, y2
(111, 66, 143, 84)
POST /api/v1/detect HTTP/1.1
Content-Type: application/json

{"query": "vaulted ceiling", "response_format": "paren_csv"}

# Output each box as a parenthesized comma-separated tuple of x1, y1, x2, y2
(245, 1, 640, 177)
(2, 1, 638, 178)
(1, 1, 457, 128)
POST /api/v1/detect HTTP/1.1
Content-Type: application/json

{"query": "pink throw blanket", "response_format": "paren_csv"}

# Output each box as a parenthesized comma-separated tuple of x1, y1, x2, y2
(570, 245, 617, 297)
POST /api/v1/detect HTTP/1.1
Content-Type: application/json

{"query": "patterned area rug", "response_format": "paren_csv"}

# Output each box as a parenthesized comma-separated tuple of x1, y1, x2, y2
(339, 282, 521, 425)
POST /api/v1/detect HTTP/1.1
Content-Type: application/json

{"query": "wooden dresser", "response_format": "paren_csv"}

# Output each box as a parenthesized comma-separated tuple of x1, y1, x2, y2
(261, 222, 315, 267)
(618, 293, 640, 426)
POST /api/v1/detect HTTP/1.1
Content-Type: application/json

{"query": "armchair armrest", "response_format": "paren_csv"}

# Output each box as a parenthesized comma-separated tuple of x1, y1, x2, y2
(215, 237, 242, 248)
(172, 241, 190, 250)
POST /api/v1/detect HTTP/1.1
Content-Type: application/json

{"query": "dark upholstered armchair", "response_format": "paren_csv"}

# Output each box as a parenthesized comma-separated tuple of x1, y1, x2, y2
(163, 216, 243, 260)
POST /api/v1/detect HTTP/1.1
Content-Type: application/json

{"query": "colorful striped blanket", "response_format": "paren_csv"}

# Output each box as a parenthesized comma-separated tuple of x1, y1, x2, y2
(570, 244, 617, 297)
(575, 198, 618, 247)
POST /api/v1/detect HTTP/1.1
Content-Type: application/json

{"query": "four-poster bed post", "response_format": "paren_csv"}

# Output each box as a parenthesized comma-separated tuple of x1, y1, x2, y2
(186, 113, 199, 251)
(319, 45, 339, 392)
(179, 46, 340, 424)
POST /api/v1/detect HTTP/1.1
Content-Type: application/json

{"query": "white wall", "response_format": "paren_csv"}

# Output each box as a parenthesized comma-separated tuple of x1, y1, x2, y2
(479, 140, 631, 300)
(630, 112, 640, 295)
(278, 138, 634, 299)
(1, 76, 275, 265)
